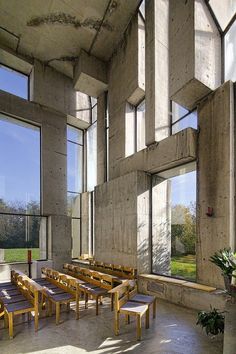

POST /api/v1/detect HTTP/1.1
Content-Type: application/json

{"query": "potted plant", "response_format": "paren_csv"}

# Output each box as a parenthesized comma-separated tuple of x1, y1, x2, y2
(196, 308, 225, 336)
(209, 248, 236, 291)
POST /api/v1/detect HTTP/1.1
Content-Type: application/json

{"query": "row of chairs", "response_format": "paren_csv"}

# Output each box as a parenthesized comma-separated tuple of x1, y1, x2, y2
(88, 260, 137, 279)
(63, 264, 114, 314)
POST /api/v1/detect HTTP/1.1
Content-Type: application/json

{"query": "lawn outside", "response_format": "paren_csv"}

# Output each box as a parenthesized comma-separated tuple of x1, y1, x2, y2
(2, 248, 40, 262)
(171, 254, 196, 281)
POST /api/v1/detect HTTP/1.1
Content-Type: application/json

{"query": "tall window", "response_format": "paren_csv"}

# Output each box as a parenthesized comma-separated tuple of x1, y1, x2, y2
(171, 101, 197, 134)
(67, 125, 83, 258)
(0, 113, 46, 262)
(206, 0, 236, 82)
(152, 164, 196, 281)
(0, 64, 28, 99)
(125, 100, 146, 157)
(87, 98, 97, 192)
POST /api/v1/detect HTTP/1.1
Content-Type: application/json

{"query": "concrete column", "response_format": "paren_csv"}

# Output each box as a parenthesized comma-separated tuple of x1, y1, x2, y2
(145, 0, 169, 145)
(197, 81, 235, 288)
(97, 93, 106, 185)
(81, 192, 91, 255)
(152, 176, 171, 275)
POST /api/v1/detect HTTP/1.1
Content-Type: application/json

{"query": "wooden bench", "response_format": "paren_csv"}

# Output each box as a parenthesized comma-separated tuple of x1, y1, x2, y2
(63, 264, 114, 314)
(39, 267, 81, 324)
(0, 270, 42, 339)
(109, 281, 149, 341)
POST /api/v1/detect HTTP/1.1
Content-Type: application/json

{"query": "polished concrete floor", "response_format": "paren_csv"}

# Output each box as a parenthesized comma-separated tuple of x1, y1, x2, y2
(0, 298, 223, 354)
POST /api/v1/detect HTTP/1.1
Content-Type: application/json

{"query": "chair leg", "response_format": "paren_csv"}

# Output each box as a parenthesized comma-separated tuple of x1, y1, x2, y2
(125, 314, 130, 324)
(115, 311, 119, 336)
(146, 307, 150, 329)
(56, 302, 60, 325)
(153, 299, 156, 319)
(96, 297, 99, 316)
(4, 311, 8, 328)
(136, 315, 141, 341)
(76, 299, 79, 320)
(35, 310, 39, 332)
(111, 294, 114, 311)
(8, 313, 13, 339)
(85, 293, 88, 309)
(66, 302, 70, 313)
(27, 312, 31, 322)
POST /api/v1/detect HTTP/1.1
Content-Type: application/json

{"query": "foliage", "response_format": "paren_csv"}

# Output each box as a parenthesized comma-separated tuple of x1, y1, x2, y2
(4, 248, 40, 262)
(171, 255, 196, 281)
(209, 248, 236, 277)
(196, 308, 225, 336)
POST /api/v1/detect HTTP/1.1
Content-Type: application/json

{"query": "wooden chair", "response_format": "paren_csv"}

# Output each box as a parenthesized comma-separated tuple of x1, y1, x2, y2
(113, 282, 149, 341)
(128, 280, 156, 321)
(2, 274, 42, 339)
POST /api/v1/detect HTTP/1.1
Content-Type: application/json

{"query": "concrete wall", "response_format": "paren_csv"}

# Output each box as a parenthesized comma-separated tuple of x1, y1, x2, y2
(95, 171, 151, 273)
(0, 90, 71, 270)
(197, 81, 235, 288)
(169, 0, 221, 110)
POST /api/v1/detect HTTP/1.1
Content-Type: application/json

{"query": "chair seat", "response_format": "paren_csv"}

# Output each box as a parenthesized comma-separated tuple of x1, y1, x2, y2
(0, 284, 17, 291)
(80, 283, 99, 291)
(130, 294, 155, 304)
(120, 301, 148, 315)
(43, 283, 59, 289)
(0, 289, 21, 297)
(33, 278, 49, 284)
(5, 300, 33, 313)
(2, 294, 26, 304)
(0, 281, 12, 287)
(49, 292, 74, 302)
(88, 287, 108, 296)
(44, 287, 65, 296)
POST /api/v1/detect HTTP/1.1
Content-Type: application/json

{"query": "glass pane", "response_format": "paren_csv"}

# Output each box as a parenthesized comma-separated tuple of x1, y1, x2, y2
(0, 113, 40, 214)
(0, 214, 47, 262)
(225, 19, 236, 82)
(67, 142, 83, 193)
(90, 97, 97, 108)
(172, 111, 197, 134)
(152, 168, 196, 281)
(67, 192, 81, 218)
(0, 65, 28, 99)
(92, 104, 97, 123)
(137, 100, 146, 151)
(75, 91, 91, 110)
(87, 122, 97, 192)
(139, 0, 145, 18)
(209, 0, 236, 30)
(172, 102, 189, 124)
(125, 103, 135, 157)
(72, 218, 80, 258)
(67, 125, 83, 145)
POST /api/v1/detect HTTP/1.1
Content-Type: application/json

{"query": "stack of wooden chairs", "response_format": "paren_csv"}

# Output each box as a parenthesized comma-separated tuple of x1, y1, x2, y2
(88, 260, 137, 280)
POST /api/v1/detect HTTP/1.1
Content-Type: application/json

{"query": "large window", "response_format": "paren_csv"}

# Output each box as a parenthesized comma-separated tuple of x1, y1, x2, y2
(0, 64, 28, 99)
(171, 101, 197, 134)
(152, 164, 196, 281)
(67, 125, 83, 258)
(0, 113, 46, 262)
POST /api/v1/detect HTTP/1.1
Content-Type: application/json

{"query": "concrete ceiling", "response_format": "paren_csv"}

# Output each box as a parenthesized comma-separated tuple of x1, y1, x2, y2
(0, 0, 140, 77)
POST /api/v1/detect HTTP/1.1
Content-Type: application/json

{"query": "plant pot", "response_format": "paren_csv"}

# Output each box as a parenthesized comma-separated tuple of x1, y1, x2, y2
(223, 274, 232, 292)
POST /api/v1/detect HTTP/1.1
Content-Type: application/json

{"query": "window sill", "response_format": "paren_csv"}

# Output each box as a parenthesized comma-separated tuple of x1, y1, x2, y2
(139, 274, 216, 292)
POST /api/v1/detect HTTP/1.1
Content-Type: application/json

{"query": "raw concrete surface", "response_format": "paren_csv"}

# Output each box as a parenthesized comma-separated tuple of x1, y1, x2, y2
(0, 298, 223, 354)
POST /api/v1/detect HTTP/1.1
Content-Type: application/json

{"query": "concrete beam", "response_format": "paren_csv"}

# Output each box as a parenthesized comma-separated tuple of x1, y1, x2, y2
(170, 0, 221, 110)
(73, 50, 108, 98)
(0, 46, 33, 75)
(197, 81, 235, 288)
(111, 127, 197, 180)
(145, 0, 169, 145)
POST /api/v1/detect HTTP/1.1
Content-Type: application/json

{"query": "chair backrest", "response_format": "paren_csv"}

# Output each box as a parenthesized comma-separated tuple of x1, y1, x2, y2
(101, 273, 113, 289)
(114, 283, 130, 311)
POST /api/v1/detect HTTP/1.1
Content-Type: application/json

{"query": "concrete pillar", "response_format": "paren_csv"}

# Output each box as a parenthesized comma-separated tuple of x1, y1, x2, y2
(145, 0, 169, 145)
(97, 93, 106, 185)
(197, 81, 235, 288)
(81, 192, 91, 256)
(169, 0, 221, 110)
(152, 176, 171, 275)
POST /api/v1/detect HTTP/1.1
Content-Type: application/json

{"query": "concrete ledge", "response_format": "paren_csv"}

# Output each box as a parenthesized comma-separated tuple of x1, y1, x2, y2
(138, 274, 227, 311)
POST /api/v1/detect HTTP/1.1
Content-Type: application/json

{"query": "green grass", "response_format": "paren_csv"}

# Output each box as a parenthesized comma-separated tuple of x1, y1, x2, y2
(171, 254, 196, 281)
(3, 248, 40, 263)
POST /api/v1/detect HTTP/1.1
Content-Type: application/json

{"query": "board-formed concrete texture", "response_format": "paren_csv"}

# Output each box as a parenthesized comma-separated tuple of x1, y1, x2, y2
(197, 81, 235, 289)
(169, 0, 221, 110)
(95, 171, 151, 273)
